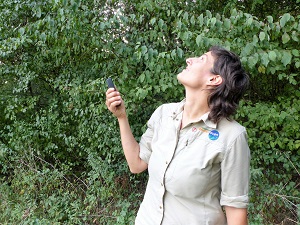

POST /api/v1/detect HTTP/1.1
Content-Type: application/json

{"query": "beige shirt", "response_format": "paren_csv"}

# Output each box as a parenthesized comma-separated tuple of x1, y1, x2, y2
(136, 100, 250, 225)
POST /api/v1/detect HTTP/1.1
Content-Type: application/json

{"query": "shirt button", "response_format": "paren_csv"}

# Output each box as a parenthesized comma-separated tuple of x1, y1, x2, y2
(159, 205, 163, 209)
(161, 182, 163, 186)
(165, 161, 168, 164)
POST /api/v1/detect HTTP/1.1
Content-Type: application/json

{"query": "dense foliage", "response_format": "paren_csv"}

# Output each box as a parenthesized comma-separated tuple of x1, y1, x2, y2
(0, 0, 299, 224)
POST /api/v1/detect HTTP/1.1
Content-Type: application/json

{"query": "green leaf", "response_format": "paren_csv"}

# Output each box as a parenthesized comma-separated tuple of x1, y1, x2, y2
(190, 15, 195, 25)
(182, 31, 190, 41)
(260, 52, 269, 67)
(280, 13, 291, 28)
(210, 17, 216, 26)
(292, 49, 299, 57)
(206, 10, 212, 18)
(176, 20, 182, 29)
(223, 19, 231, 30)
(40, 33, 46, 42)
(259, 32, 266, 41)
(291, 31, 299, 42)
(177, 47, 183, 58)
(19, 28, 25, 35)
(248, 54, 259, 68)
(158, 19, 164, 29)
(282, 32, 290, 44)
(288, 74, 297, 85)
(141, 46, 147, 55)
(241, 43, 253, 56)
(198, 14, 204, 26)
(267, 16, 273, 23)
(252, 35, 259, 44)
(268, 51, 277, 61)
(183, 12, 189, 21)
(196, 35, 202, 46)
(158, 52, 166, 58)
(231, 8, 238, 16)
(150, 18, 156, 25)
(281, 51, 292, 67)
(246, 17, 253, 26)
(177, 10, 183, 17)
(278, 73, 286, 80)
(171, 49, 176, 60)
(139, 73, 145, 82)
(36, 7, 42, 18)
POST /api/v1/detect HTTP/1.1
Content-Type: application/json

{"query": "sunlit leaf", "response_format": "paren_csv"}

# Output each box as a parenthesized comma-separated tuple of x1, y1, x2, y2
(19, 28, 25, 35)
(196, 35, 202, 46)
(281, 51, 292, 66)
(267, 16, 273, 23)
(282, 32, 290, 44)
(260, 52, 269, 67)
(259, 32, 266, 41)
(280, 13, 291, 27)
(246, 17, 253, 26)
(268, 51, 277, 61)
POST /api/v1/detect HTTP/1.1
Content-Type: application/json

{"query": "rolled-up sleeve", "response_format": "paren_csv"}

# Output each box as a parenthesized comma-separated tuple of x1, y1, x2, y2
(220, 131, 251, 208)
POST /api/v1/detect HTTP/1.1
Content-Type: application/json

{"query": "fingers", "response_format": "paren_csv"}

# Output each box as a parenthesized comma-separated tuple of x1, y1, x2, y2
(106, 88, 122, 108)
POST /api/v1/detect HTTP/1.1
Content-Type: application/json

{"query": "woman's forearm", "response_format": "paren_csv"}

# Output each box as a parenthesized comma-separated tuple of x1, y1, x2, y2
(225, 206, 248, 225)
(118, 116, 148, 174)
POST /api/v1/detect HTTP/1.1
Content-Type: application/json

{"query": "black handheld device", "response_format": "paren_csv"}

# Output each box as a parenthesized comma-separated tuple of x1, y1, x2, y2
(106, 77, 116, 90)
(106, 77, 121, 106)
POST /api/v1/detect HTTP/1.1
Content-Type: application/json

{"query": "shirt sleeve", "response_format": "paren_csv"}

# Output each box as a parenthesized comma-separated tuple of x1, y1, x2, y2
(220, 131, 251, 208)
(139, 106, 162, 164)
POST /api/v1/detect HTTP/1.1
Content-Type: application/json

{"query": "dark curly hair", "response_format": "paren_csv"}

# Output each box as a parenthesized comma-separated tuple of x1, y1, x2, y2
(208, 46, 249, 123)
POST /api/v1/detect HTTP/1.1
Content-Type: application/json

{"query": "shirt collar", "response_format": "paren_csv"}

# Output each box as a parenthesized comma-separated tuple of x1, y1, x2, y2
(171, 99, 217, 129)
(199, 112, 217, 129)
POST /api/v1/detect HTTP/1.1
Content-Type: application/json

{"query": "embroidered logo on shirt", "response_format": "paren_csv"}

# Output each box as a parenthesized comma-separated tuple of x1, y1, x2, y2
(208, 130, 219, 140)
(199, 127, 211, 133)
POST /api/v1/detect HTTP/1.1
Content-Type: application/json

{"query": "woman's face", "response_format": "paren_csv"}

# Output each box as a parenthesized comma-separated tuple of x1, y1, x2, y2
(177, 51, 216, 90)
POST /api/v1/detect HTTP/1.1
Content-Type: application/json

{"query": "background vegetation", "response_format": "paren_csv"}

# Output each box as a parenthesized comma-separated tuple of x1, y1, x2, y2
(0, 0, 299, 224)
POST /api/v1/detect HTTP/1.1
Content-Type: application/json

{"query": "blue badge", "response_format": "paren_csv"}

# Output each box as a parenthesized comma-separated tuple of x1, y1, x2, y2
(208, 130, 219, 140)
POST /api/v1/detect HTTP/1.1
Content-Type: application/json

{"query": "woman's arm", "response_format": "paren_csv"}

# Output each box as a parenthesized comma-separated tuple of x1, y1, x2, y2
(106, 88, 148, 174)
(225, 206, 248, 225)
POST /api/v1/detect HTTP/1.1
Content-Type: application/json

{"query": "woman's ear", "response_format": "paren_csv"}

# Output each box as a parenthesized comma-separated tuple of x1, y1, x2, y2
(208, 75, 223, 86)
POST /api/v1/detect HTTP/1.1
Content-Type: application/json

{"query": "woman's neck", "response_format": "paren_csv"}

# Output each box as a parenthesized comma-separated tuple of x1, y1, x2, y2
(181, 91, 210, 128)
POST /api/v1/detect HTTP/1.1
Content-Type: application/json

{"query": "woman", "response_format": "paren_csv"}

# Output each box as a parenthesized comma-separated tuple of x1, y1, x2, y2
(105, 46, 250, 225)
